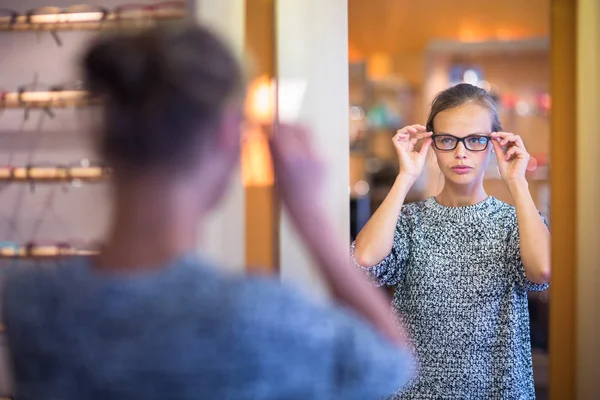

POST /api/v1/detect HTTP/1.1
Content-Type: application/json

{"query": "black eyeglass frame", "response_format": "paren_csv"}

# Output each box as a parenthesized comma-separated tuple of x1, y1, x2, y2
(431, 134, 492, 152)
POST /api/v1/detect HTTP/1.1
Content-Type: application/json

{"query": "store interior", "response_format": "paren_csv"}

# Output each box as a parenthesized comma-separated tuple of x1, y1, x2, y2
(0, 0, 553, 397)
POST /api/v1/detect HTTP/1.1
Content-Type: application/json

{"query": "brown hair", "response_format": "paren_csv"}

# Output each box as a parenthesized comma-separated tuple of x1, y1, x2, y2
(425, 83, 502, 133)
(82, 23, 243, 173)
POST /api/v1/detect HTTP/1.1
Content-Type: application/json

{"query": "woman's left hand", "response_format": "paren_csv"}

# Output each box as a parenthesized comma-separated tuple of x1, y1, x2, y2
(491, 132, 530, 183)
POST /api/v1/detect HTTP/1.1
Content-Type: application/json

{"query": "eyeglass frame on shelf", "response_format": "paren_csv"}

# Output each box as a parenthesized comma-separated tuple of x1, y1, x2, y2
(25, 5, 110, 45)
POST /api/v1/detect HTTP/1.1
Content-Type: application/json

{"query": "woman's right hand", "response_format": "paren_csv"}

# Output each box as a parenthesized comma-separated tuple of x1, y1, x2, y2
(269, 123, 406, 345)
(393, 124, 433, 182)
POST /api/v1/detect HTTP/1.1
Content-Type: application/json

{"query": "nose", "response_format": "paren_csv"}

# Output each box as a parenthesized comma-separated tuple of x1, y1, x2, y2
(454, 141, 467, 159)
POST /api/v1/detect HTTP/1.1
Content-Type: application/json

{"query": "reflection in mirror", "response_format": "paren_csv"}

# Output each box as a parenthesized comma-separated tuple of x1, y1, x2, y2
(349, 1, 550, 398)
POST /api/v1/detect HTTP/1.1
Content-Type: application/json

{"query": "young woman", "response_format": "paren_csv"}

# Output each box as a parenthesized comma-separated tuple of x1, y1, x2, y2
(1, 24, 415, 400)
(352, 83, 550, 399)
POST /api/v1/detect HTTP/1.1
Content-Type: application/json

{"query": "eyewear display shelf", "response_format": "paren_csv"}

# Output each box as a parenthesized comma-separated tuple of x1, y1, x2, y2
(0, 2, 187, 32)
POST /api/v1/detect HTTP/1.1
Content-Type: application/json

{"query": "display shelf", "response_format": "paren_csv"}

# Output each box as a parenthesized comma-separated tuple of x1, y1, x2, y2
(0, 2, 187, 32)
(0, 89, 95, 110)
(0, 164, 110, 182)
(0, 242, 99, 258)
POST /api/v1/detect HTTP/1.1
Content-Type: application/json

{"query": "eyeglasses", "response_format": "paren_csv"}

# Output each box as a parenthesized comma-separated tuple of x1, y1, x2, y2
(0, 91, 8, 116)
(26, 5, 109, 25)
(432, 134, 492, 152)
(16, 77, 91, 120)
(114, 1, 187, 18)
(0, 8, 18, 28)
(18, 82, 58, 120)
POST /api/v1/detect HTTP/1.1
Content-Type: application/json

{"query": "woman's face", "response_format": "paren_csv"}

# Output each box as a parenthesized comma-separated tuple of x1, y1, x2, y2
(431, 103, 494, 187)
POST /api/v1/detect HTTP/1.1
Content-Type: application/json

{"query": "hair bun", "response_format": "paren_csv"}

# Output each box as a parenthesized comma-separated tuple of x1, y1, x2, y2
(83, 31, 166, 101)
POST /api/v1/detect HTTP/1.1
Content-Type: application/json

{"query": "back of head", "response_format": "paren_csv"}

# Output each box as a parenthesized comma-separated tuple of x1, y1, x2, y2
(82, 23, 243, 175)
(426, 83, 502, 133)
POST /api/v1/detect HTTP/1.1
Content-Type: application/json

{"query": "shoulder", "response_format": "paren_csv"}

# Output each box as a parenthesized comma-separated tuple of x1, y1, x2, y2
(3, 258, 80, 295)
(398, 200, 430, 226)
(232, 276, 340, 339)
(231, 276, 416, 395)
(230, 275, 387, 350)
(2, 258, 83, 323)
(490, 197, 517, 219)
(488, 197, 547, 226)
(401, 199, 429, 215)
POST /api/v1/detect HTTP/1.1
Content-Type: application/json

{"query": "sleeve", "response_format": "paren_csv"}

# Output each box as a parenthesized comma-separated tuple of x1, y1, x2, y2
(350, 207, 412, 287)
(507, 212, 550, 292)
(236, 279, 416, 400)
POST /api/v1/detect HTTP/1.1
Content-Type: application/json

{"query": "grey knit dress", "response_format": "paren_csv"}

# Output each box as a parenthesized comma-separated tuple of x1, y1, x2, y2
(351, 196, 549, 399)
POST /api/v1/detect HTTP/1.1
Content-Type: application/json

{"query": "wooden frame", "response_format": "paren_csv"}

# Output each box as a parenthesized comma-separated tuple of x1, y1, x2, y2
(244, 0, 278, 273)
(574, 0, 600, 398)
(549, 0, 577, 398)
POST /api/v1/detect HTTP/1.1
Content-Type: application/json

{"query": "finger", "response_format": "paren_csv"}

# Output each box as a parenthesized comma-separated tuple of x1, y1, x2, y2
(406, 125, 426, 134)
(418, 138, 433, 156)
(268, 126, 303, 166)
(396, 126, 411, 136)
(393, 135, 412, 150)
(503, 135, 528, 154)
(397, 124, 426, 135)
(409, 131, 433, 146)
(491, 131, 512, 139)
(273, 123, 313, 154)
(492, 132, 519, 147)
(501, 136, 518, 146)
(527, 157, 538, 172)
(283, 123, 313, 151)
(492, 139, 506, 161)
(408, 124, 427, 132)
(513, 135, 526, 149)
(393, 131, 410, 141)
(505, 146, 525, 161)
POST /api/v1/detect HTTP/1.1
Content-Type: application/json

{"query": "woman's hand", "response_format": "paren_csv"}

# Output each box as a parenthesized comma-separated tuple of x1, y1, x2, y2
(491, 132, 530, 183)
(267, 123, 325, 212)
(269, 123, 406, 345)
(393, 125, 433, 183)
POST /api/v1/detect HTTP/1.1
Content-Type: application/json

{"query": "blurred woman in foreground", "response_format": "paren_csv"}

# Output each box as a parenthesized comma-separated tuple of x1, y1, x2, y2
(2, 24, 414, 400)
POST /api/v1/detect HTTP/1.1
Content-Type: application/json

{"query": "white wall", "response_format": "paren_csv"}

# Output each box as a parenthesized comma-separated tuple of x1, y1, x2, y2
(276, 0, 350, 300)
(194, 0, 246, 271)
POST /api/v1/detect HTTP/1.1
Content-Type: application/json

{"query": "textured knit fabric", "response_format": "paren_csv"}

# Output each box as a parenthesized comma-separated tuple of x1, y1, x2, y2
(351, 196, 549, 400)
(2, 255, 415, 400)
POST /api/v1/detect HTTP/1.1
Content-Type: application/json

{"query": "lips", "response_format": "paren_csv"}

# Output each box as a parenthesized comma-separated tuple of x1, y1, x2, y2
(451, 165, 473, 175)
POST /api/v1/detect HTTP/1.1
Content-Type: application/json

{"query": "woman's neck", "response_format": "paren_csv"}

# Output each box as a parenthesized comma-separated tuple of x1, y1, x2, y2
(94, 180, 205, 273)
(436, 180, 488, 207)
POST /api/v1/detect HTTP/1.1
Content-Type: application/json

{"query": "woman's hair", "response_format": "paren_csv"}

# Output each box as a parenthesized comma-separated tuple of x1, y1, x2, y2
(425, 83, 502, 133)
(82, 23, 243, 173)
